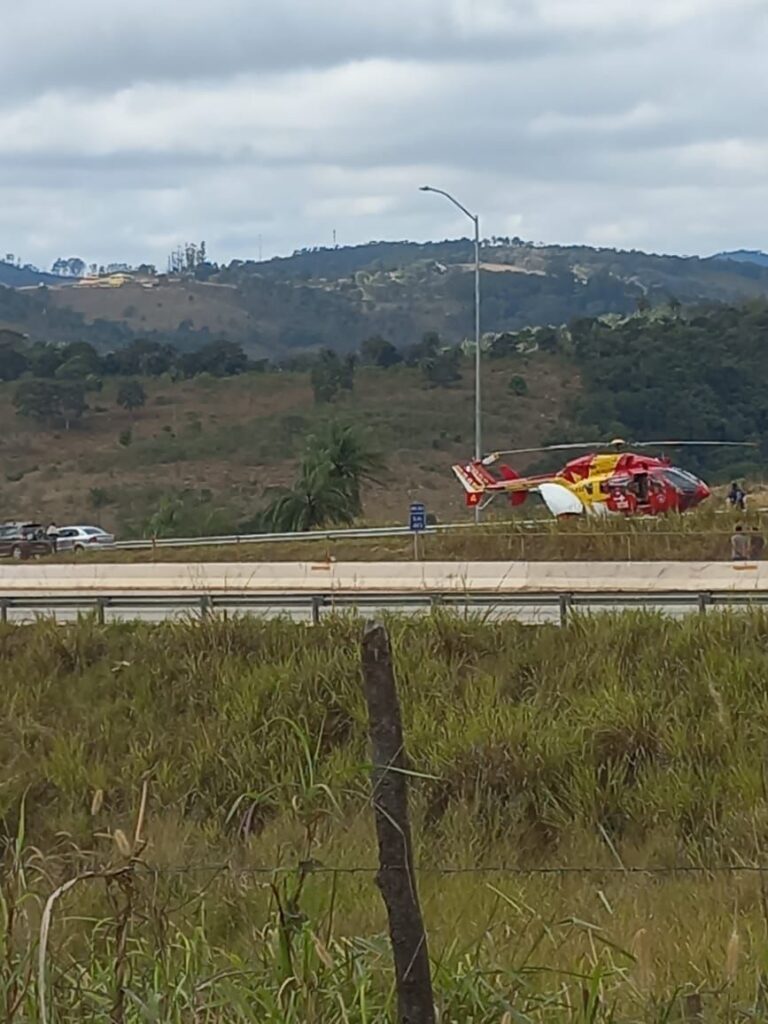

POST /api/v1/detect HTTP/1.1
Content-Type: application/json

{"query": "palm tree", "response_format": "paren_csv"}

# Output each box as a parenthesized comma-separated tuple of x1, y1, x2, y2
(261, 463, 355, 533)
(304, 422, 386, 517)
(260, 422, 387, 532)
(144, 495, 183, 538)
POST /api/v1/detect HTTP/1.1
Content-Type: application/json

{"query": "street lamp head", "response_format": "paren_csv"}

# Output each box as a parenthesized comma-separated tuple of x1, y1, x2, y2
(419, 185, 432, 192)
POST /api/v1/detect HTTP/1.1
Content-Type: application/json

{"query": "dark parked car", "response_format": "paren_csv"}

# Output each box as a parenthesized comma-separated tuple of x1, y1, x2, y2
(0, 523, 53, 560)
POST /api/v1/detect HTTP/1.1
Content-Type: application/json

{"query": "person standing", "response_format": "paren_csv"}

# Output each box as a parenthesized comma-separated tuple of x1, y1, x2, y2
(750, 526, 765, 560)
(727, 482, 747, 511)
(45, 522, 58, 553)
(731, 524, 750, 561)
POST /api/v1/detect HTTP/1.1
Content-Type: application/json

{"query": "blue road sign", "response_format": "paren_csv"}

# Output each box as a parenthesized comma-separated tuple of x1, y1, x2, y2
(409, 502, 427, 532)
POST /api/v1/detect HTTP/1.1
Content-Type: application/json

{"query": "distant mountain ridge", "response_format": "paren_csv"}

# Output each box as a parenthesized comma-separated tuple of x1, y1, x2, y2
(5, 239, 768, 354)
(0, 261, 74, 288)
(713, 249, 768, 268)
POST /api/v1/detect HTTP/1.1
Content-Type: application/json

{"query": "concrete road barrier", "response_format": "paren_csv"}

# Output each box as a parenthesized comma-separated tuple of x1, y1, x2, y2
(0, 560, 764, 596)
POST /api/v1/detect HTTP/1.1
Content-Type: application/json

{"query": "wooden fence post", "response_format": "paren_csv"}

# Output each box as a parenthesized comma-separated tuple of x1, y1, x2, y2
(361, 621, 435, 1024)
(683, 992, 703, 1021)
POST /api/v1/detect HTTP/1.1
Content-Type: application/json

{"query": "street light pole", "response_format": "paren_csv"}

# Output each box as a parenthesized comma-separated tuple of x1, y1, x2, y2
(420, 186, 482, 518)
(472, 211, 480, 466)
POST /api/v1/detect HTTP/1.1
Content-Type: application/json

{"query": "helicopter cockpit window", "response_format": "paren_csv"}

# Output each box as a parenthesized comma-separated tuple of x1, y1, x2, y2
(607, 476, 631, 494)
(662, 468, 699, 494)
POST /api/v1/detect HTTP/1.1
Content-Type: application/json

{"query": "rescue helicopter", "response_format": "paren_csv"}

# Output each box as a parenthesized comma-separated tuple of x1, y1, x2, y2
(452, 438, 756, 518)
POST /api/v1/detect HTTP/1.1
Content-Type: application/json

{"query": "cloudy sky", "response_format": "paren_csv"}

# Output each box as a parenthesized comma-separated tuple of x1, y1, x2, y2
(2, 0, 767, 270)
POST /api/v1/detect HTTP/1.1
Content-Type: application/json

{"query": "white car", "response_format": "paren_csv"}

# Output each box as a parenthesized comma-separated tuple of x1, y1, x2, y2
(55, 526, 115, 552)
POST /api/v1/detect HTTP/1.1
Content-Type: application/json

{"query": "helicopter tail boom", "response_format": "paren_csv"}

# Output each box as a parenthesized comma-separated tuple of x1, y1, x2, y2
(497, 464, 528, 506)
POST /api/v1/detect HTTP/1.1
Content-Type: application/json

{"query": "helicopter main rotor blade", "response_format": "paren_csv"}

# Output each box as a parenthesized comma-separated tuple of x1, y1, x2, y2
(481, 442, 606, 464)
(631, 440, 757, 448)
(481, 438, 757, 466)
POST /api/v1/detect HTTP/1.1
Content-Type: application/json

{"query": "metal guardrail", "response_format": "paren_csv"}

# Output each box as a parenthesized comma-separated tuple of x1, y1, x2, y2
(112, 521, 505, 551)
(2, 590, 768, 626)
(110, 509, 768, 553)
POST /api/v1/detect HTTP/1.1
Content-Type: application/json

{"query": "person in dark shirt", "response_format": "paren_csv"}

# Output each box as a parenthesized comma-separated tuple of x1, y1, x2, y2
(728, 482, 746, 511)
(750, 527, 765, 560)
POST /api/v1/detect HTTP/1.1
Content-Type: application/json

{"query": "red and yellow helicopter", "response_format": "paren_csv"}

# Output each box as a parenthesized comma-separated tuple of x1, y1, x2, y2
(452, 439, 755, 517)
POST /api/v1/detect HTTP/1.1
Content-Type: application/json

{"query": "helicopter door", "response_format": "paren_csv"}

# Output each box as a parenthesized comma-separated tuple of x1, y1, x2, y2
(648, 475, 668, 515)
(605, 478, 637, 515)
(631, 472, 650, 508)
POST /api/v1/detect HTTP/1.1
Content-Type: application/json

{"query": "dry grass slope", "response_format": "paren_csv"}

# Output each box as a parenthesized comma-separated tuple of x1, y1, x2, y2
(0, 355, 576, 532)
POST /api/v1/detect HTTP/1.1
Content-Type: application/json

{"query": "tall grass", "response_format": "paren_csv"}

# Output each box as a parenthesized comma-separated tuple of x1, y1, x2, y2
(4, 612, 768, 1019)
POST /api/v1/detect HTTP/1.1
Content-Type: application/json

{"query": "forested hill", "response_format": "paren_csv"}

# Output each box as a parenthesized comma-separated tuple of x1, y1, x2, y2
(557, 302, 768, 476)
(0, 299, 767, 532)
(714, 250, 768, 268)
(5, 238, 768, 356)
(0, 260, 70, 287)
(213, 239, 768, 352)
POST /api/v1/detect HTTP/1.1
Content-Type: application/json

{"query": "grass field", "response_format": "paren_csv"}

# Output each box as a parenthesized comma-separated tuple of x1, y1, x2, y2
(3, 612, 768, 1020)
(61, 503, 764, 563)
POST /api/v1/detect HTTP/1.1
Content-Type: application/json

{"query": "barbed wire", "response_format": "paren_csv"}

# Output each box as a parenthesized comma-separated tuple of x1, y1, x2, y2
(128, 861, 768, 878)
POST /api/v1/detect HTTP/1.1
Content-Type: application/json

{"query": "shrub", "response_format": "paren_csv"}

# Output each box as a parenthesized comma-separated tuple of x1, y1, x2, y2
(89, 486, 114, 509)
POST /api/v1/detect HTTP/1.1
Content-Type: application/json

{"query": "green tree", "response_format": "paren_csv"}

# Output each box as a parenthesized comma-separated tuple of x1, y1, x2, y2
(263, 422, 385, 530)
(421, 347, 462, 388)
(58, 380, 88, 430)
(562, 301, 768, 476)
(54, 342, 103, 391)
(107, 339, 174, 377)
(51, 256, 86, 277)
(488, 332, 518, 359)
(180, 340, 249, 377)
(508, 374, 528, 396)
(0, 344, 30, 381)
(534, 326, 559, 353)
(89, 487, 114, 509)
(60, 341, 101, 372)
(27, 342, 63, 377)
(404, 330, 440, 367)
(310, 350, 355, 404)
(14, 379, 87, 429)
(13, 379, 58, 423)
(117, 379, 147, 417)
(360, 335, 402, 368)
(261, 464, 354, 532)
(305, 422, 386, 516)
(55, 356, 97, 381)
(144, 495, 184, 538)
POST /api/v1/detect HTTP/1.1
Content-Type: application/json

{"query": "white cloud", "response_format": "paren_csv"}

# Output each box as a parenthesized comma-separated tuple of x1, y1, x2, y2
(0, 0, 767, 267)
(529, 102, 664, 138)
